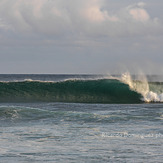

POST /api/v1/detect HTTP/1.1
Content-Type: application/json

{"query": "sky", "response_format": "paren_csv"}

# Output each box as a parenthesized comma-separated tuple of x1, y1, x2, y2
(0, 0, 163, 74)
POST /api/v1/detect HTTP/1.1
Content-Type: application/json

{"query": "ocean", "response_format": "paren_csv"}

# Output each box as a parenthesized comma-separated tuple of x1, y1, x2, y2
(0, 74, 163, 162)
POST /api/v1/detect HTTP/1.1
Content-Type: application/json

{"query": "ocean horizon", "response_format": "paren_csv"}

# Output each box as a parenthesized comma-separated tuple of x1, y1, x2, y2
(1, 0, 163, 162)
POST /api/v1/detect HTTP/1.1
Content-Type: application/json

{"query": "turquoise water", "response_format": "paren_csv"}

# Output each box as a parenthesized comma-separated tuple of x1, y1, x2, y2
(0, 75, 163, 162)
(0, 79, 142, 103)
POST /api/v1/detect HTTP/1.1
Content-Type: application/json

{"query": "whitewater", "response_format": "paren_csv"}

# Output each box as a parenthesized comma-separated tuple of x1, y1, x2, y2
(121, 72, 163, 103)
(0, 74, 163, 162)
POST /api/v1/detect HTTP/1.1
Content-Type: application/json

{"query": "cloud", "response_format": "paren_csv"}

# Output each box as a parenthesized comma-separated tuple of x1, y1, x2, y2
(129, 7, 150, 22)
(0, 0, 162, 40)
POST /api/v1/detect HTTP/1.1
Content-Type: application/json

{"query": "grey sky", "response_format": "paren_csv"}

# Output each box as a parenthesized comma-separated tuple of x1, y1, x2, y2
(0, 0, 163, 74)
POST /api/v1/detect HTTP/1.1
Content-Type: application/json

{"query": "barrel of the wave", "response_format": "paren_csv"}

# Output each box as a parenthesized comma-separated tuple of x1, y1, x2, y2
(0, 79, 143, 103)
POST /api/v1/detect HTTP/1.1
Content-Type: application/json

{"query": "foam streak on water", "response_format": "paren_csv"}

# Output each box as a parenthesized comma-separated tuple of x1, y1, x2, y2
(0, 103, 162, 162)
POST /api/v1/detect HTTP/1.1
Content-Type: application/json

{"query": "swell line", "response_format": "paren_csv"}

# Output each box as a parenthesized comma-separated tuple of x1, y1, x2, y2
(0, 79, 142, 103)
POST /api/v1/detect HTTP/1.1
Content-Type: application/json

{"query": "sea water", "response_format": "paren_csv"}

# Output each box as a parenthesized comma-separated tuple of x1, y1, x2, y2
(0, 74, 163, 162)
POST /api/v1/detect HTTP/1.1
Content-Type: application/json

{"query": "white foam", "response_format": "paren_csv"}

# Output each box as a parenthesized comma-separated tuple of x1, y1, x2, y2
(144, 92, 163, 102)
(121, 72, 163, 103)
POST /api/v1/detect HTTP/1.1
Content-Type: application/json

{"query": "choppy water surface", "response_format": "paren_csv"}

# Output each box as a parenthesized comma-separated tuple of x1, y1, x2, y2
(0, 103, 163, 162)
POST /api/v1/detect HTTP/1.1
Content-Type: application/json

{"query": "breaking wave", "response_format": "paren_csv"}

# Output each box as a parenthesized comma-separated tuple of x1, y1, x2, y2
(0, 73, 163, 103)
(0, 78, 142, 103)
(121, 72, 163, 103)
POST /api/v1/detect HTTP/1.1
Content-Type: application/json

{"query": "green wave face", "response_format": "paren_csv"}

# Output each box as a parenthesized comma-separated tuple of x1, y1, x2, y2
(0, 79, 142, 103)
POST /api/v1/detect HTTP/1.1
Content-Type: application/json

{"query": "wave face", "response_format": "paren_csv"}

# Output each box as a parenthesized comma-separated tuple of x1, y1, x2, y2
(0, 79, 142, 103)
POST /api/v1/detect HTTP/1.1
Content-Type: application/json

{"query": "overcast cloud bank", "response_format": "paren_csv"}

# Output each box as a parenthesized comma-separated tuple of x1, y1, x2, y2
(0, 0, 162, 74)
(0, 0, 162, 38)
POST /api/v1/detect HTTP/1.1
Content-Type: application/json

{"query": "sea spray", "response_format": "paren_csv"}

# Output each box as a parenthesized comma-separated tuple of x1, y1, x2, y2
(121, 72, 163, 102)
(121, 72, 149, 96)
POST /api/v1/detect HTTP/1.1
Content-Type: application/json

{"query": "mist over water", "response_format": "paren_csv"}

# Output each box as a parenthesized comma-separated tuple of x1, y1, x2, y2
(121, 72, 163, 102)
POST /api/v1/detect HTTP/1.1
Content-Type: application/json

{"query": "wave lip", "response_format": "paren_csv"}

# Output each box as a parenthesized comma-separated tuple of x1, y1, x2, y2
(0, 79, 142, 104)
(121, 72, 163, 103)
